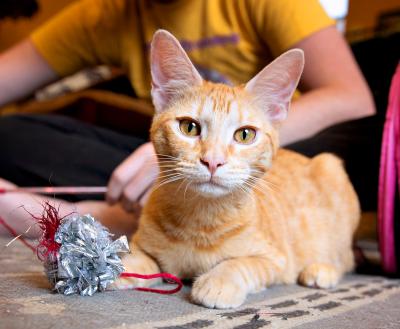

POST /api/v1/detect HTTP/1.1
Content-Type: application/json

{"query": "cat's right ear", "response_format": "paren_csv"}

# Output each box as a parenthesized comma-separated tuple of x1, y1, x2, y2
(245, 49, 304, 123)
(150, 30, 203, 113)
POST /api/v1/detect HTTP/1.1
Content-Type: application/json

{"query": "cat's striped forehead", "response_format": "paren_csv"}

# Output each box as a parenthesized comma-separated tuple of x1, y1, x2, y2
(198, 83, 241, 114)
(188, 83, 251, 126)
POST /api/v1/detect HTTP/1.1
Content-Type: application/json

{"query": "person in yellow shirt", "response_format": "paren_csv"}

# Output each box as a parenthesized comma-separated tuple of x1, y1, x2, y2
(30, 0, 337, 101)
(0, 0, 375, 236)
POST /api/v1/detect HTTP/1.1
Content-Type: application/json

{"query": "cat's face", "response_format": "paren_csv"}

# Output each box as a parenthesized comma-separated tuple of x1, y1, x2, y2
(151, 84, 277, 197)
(149, 30, 304, 198)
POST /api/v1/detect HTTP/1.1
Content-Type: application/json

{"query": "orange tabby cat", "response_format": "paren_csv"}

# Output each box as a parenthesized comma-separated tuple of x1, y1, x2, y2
(117, 30, 360, 309)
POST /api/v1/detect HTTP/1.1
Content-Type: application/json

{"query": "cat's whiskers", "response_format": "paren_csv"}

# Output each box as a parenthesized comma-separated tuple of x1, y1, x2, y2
(157, 172, 184, 181)
(158, 168, 181, 175)
(157, 166, 179, 170)
(248, 175, 280, 196)
(155, 163, 179, 167)
(155, 156, 177, 159)
(236, 183, 256, 202)
(155, 175, 182, 186)
(260, 178, 280, 193)
(152, 175, 184, 194)
(207, 168, 263, 197)
(155, 157, 178, 161)
(252, 166, 280, 189)
(176, 178, 188, 194)
(183, 180, 192, 202)
(226, 170, 251, 180)
(154, 157, 178, 162)
(153, 157, 188, 189)
(247, 175, 272, 192)
(154, 153, 180, 160)
(155, 154, 194, 169)
(149, 155, 179, 162)
(250, 168, 267, 177)
(154, 162, 179, 167)
(155, 161, 195, 168)
(242, 180, 269, 199)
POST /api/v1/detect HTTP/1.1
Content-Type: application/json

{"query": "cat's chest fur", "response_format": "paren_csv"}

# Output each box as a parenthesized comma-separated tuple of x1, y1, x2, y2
(135, 209, 271, 279)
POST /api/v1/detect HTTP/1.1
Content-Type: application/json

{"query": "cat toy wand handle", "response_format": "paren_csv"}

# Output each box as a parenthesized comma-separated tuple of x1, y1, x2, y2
(0, 186, 108, 195)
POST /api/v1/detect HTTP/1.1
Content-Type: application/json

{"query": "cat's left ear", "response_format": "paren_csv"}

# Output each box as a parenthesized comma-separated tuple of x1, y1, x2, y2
(150, 30, 203, 113)
(245, 49, 304, 123)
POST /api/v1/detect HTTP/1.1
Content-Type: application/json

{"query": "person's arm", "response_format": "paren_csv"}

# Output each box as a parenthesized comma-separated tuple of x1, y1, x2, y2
(0, 39, 58, 107)
(279, 26, 375, 145)
(0, 0, 125, 108)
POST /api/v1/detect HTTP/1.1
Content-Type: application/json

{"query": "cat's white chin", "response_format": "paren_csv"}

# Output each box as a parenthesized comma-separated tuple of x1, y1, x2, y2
(193, 181, 230, 197)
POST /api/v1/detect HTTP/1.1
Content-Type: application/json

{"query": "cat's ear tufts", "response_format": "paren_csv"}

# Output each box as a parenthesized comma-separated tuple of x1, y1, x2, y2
(150, 30, 203, 113)
(245, 49, 304, 123)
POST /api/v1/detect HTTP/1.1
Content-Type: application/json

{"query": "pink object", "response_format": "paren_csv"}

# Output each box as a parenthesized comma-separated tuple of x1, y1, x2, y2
(378, 63, 400, 273)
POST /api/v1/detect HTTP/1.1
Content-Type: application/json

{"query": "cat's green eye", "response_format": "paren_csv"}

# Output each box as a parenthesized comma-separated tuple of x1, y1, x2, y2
(179, 119, 201, 137)
(234, 127, 256, 144)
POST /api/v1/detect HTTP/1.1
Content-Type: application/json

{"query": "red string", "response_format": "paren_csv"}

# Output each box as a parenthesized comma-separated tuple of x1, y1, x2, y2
(120, 272, 183, 294)
(0, 216, 36, 252)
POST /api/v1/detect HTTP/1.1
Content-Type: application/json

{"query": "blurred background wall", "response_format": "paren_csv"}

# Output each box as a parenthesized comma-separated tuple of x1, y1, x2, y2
(348, 0, 399, 31)
(347, 0, 400, 41)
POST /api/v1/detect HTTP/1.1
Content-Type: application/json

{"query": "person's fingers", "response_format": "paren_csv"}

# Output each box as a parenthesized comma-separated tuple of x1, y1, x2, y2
(139, 187, 153, 207)
(121, 164, 158, 204)
(120, 197, 137, 213)
(107, 152, 145, 204)
(106, 143, 155, 204)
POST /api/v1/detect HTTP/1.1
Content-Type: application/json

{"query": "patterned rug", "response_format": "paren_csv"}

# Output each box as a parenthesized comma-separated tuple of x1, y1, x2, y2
(1, 236, 400, 329)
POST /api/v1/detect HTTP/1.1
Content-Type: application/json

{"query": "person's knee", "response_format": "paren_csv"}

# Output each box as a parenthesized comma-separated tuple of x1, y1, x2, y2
(0, 177, 17, 189)
(0, 115, 29, 147)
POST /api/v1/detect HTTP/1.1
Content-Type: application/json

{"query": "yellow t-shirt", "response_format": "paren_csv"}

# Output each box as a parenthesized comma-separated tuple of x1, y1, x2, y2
(31, 0, 333, 107)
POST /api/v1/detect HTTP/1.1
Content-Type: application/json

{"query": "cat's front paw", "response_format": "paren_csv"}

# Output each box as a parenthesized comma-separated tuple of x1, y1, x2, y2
(191, 273, 247, 309)
(298, 263, 340, 289)
(111, 254, 161, 290)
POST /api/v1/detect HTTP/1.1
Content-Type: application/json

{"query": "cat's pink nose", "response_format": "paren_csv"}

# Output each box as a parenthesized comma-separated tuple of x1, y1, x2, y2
(200, 157, 226, 175)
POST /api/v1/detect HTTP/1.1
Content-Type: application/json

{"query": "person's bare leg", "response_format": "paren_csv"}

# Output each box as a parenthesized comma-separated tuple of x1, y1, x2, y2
(0, 178, 138, 239)
(76, 201, 139, 237)
(0, 178, 73, 238)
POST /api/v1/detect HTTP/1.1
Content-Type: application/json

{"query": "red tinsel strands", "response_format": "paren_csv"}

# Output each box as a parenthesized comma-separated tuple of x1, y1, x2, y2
(120, 272, 183, 294)
(0, 216, 35, 252)
(26, 202, 68, 261)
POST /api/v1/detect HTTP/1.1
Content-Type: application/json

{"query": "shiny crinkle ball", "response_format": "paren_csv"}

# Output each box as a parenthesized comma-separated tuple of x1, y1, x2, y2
(45, 214, 129, 296)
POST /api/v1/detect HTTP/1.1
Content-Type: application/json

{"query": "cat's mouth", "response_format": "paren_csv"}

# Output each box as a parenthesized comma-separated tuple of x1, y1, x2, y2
(191, 178, 229, 196)
(198, 180, 225, 188)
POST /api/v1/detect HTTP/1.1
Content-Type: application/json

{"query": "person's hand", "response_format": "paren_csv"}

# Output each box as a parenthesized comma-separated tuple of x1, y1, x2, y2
(106, 142, 159, 212)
